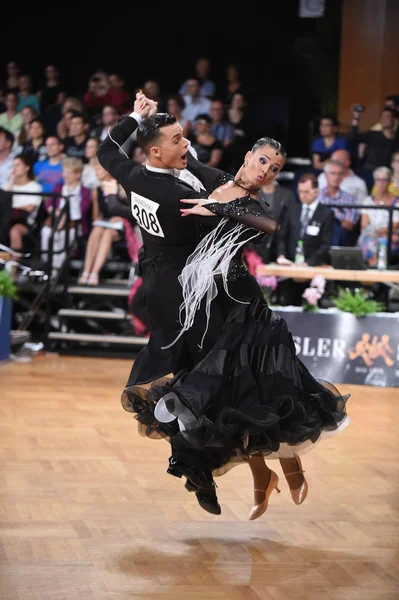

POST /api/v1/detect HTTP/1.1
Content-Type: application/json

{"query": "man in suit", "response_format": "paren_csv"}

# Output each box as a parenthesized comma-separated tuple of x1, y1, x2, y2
(97, 92, 223, 514)
(277, 172, 334, 305)
(246, 180, 296, 264)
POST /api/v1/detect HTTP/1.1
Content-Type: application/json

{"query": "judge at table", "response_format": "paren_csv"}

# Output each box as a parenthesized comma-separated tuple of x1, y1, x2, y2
(277, 173, 334, 267)
(277, 173, 334, 305)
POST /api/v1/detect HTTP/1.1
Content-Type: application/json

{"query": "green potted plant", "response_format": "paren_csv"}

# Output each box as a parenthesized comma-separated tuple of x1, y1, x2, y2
(0, 269, 17, 361)
(331, 287, 385, 318)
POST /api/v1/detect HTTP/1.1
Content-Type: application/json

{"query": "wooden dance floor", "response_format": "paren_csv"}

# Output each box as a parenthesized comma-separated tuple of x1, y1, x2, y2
(1, 354, 399, 600)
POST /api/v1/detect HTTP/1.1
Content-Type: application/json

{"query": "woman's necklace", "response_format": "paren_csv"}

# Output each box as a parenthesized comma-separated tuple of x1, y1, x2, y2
(233, 178, 257, 194)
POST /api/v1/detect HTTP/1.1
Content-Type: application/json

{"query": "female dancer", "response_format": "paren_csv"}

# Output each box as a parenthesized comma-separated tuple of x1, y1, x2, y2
(122, 121, 349, 520)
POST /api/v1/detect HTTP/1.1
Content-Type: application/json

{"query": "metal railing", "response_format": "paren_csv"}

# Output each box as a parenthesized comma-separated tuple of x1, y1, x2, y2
(0, 189, 75, 349)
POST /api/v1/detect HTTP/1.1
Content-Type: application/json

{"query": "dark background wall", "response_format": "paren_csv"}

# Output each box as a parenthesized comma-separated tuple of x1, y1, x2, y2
(2, 1, 343, 155)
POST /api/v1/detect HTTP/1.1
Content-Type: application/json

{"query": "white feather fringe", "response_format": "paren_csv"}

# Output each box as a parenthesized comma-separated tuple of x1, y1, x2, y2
(161, 219, 261, 350)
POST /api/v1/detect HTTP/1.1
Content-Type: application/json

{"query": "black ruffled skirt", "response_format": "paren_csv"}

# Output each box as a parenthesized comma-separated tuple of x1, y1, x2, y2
(121, 297, 349, 474)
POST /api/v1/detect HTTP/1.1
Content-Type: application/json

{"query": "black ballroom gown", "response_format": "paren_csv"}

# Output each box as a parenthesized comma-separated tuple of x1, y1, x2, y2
(121, 163, 350, 475)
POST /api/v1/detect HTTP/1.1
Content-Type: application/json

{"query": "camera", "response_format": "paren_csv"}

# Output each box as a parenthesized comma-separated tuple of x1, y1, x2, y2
(352, 104, 365, 113)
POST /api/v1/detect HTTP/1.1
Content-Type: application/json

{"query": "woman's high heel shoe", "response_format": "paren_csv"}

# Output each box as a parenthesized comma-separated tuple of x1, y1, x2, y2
(248, 469, 281, 521)
(284, 455, 308, 505)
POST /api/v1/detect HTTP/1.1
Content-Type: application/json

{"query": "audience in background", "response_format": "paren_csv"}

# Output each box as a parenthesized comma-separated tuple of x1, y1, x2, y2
(311, 115, 351, 171)
(0, 59, 398, 315)
(318, 159, 359, 246)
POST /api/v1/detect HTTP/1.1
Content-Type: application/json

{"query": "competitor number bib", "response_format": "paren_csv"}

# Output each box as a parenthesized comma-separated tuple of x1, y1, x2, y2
(131, 192, 165, 238)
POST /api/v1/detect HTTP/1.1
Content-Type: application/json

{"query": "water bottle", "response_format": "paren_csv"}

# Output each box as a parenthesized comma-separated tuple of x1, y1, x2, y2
(295, 240, 305, 264)
(377, 237, 387, 270)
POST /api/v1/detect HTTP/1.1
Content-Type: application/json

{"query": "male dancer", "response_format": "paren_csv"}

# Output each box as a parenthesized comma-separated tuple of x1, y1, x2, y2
(97, 92, 225, 514)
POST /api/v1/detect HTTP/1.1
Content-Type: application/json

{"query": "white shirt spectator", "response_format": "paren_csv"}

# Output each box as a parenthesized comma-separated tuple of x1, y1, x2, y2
(0, 155, 14, 190)
(361, 195, 399, 231)
(181, 96, 212, 122)
(318, 169, 368, 206)
(11, 180, 42, 208)
(61, 183, 82, 220)
(82, 164, 100, 190)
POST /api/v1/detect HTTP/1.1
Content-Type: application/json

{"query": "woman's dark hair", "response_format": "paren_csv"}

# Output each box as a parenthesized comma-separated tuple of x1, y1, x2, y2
(14, 152, 35, 180)
(137, 113, 177, 153)
(251, 136, 287, 159)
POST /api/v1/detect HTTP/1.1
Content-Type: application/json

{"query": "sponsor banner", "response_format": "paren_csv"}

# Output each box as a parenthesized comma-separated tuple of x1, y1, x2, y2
(275, 308, 399, 387)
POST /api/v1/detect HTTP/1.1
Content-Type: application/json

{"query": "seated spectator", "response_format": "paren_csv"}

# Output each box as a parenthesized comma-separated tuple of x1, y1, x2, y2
(245, 179, 296, 264)
(0, 92, 23, 143)
(351, 106, 399, 171)
(358, 166, 399, 266)
(56, 97, 84, 140)
(20, 118, 47, 163)
(210, 99, 235, 148)
(276, 173, 334, 306)
(5, 61, 20, 95)
(37, 64, 66, 116)
(63, 112, 90, 161)
(318, 149, 368, 206)
(318, 159, 359, 246)
(371, 95, 399, 132)
(142, 79, 168, 113)
(167, 94, 191, 138)
(311, 115, 351, 171)
(181, 78, 212, 123)
(41, 157, 93, 270)
(91, 105, 120, 142)
(226, 92, 254, 173)
(16, 74, 40, 114)
(82, 138, 101, 190)
(278, 173, 334, 266)
(33, 135, 64, 193)
(108, 73, 133, 115)
(77, 163, 130, 286)
(0, 127, 16, 190)
(371, 151, 399, 197)
(17, 105, 38, 147)
(189, 114, 223, 168)
(179, 57, 216, 99)
(83, 71, 113, 125)
(220, 63, 245, 106)
(6, 154, 43, 255)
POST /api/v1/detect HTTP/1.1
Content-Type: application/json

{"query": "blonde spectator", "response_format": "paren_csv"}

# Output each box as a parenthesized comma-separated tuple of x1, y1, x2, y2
(359, 166, 399, 265)
(41, 157, 93, 270)
(371, 152, 399, 197)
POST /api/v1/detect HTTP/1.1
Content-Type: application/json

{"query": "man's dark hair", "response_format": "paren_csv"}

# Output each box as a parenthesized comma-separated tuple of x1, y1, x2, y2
(70, 110, 88, 124)
(319, 114, 339, 127)
(0, 126, 15, 146)
(137, 113, 177, 154)
(298, 173, 318, 188)
(251, 136, 287, 159)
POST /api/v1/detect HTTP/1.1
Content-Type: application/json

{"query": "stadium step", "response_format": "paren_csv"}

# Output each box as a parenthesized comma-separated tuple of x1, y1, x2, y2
(58, 308, 129, 320)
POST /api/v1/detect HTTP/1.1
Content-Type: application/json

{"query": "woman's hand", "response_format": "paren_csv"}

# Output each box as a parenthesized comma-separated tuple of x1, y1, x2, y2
(180, 198, 216, 217)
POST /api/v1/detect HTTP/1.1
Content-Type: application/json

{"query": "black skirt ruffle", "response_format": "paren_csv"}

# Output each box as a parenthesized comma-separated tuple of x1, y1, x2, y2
(121, 297, 349, 470)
